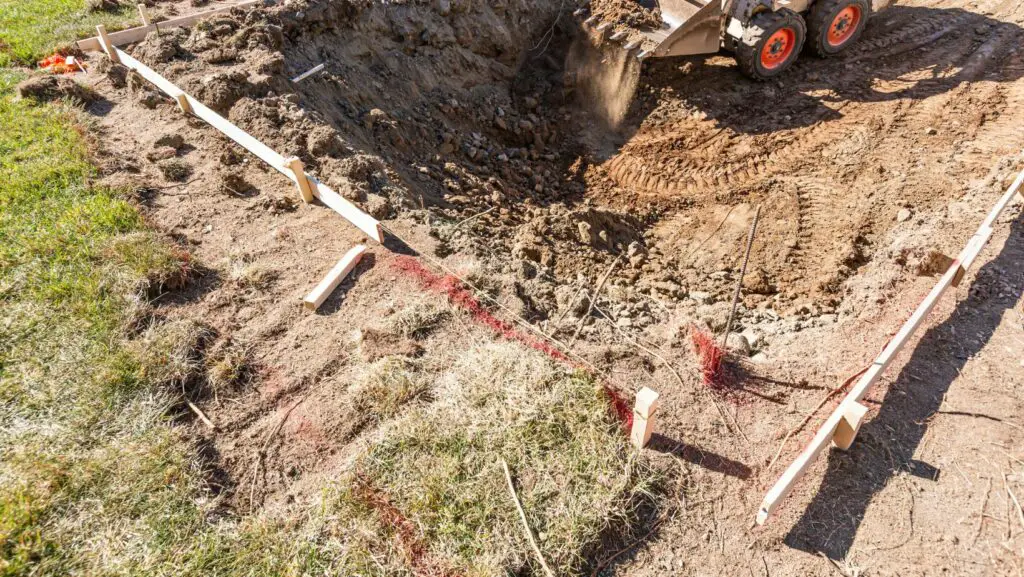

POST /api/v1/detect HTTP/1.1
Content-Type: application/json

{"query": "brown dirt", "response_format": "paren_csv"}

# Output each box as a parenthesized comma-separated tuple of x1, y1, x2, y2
(588, 0, 663, 30)
(74, 0, 1024, 574)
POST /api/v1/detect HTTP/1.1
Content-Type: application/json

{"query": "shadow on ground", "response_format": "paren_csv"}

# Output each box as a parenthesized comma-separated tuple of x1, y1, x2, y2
(784, 212, 1024, 558)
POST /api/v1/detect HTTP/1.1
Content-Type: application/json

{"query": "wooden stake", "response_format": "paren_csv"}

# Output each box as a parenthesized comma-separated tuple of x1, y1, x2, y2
(303, 245, 367, 311)
(284, 157, 315, 203)
(173, 92, 192, 115)
(831, 401, 868, 451)
(137, 3, 151, 26)
(291, 63, 326, 83)
(96, 25, 120, 64)
(630, 387, 660, 449)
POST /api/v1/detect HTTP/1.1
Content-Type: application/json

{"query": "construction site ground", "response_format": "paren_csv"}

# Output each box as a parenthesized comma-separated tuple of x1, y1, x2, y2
(9, 0, 1024, 574)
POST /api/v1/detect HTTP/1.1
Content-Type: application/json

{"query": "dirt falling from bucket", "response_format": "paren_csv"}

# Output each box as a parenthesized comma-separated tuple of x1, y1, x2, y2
(566, 33, 642, 129)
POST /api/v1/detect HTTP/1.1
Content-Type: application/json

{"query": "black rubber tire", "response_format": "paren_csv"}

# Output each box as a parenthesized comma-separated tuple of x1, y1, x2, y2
(736, 9, 807, 81)
(807, 0, 870, 57)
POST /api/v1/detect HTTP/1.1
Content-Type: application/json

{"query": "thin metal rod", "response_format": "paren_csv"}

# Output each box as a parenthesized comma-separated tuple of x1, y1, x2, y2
(721, 205, 761, 351)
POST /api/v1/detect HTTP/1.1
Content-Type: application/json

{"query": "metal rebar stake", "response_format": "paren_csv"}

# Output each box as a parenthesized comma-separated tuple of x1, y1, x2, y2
(721, 205, 761, 351)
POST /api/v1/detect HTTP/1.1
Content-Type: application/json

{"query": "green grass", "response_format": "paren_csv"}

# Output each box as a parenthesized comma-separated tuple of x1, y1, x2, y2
(0, 0, 141, 67)
(0, 67, 195, 575)
(0, 70, 306, 576)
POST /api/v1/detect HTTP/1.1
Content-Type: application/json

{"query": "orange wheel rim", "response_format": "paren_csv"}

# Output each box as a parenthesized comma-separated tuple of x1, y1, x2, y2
(827, 6, 862, 47)
(761, 28, 796, 70)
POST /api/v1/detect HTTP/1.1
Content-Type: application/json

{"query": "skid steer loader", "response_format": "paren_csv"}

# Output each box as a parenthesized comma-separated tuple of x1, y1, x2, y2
(576, 0, 891, 80)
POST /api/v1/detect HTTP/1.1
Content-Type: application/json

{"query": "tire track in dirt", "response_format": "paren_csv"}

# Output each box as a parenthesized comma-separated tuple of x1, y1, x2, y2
(786, 177, 834, 274)
(603, 0, 1016, 199)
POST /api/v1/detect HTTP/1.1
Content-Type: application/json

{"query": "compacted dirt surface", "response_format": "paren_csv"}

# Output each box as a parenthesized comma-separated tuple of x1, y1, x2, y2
(65, 0, 1024, 574)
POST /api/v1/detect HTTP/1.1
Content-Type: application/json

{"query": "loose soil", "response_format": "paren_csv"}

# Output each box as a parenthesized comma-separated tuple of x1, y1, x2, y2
(73, 0, 1024, 574)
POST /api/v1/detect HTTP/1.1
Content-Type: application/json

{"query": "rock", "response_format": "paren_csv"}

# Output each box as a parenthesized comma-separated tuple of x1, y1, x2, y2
(364, 108, 389, 129)
(740, 328, 762, 349)
(146, 146, 178, 162)
(154, 133, 185, 150)
(652, 281, 683, 298)
(726, 333, 751, 356)
(924, 127, 938, 136)
(742, 268, 774, 294)
(363, 194, 392, 219)
(896, 208, 912, 222)
(16, 75, 95, 104)
(576, 221, 594, 245)
(138, 91, 162, 109)
(689, 291, 713, 304)
(307, 125, 345, 158)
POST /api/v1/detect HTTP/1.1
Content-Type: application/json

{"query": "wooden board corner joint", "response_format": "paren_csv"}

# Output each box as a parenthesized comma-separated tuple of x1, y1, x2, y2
(831, 402, 869, 451)
(96, 25, 120, 64)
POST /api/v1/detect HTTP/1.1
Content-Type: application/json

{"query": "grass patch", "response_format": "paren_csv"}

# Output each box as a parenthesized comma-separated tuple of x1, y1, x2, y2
(336, 342, 657, 576)
(351, 356, 429, 420)
(0, 0, 141, 67)
(384, 301, 450, 338)
(0, 67, 301, 577)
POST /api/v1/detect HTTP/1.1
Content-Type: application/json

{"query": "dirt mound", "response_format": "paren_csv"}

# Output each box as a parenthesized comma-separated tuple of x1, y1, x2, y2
(589, 0, 662, 29)
(16, 75, 96, 103)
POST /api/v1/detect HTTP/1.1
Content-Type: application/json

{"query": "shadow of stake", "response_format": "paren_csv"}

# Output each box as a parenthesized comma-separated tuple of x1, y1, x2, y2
(784, 216, 1024, 559)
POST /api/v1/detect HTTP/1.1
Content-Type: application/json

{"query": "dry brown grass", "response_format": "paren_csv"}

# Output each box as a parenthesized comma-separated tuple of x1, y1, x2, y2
(326, 341, 658, 576)
(351, 356, 429, 420)
(129, 319, 213, 388)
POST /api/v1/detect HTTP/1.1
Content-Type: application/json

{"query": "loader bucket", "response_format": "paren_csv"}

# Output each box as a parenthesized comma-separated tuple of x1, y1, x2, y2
(642, 0, 724, 58)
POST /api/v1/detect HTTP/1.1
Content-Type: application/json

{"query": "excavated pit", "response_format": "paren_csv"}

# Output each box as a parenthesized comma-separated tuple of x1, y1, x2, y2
(103, 0, 1024, 413)
(112, 0, 1024, 399)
